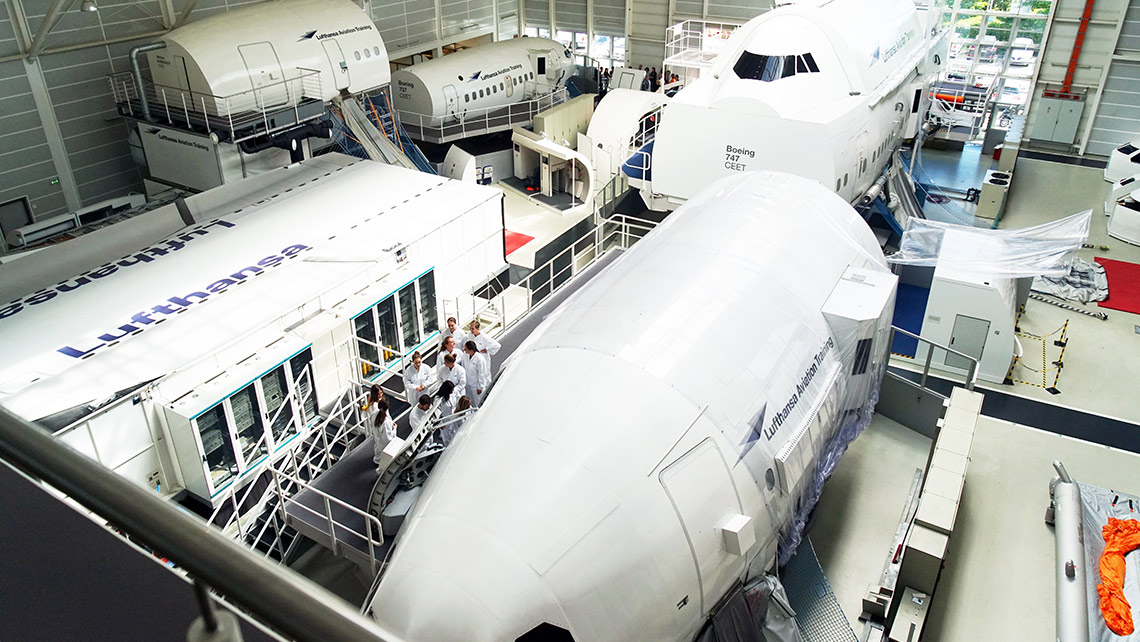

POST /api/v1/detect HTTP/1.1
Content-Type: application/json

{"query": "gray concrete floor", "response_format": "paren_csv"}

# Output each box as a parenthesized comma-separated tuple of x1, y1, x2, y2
(896, 149, 1140, 425)
(813, 412, 1140, 641)
(915, 143, 990, 194)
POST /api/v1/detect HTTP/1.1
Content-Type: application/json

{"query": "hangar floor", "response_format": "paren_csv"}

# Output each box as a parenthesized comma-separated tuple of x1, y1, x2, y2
(893, 151, 1140, 425)
(812, 411, 1140, 641)
(816, 150, 1140, 640)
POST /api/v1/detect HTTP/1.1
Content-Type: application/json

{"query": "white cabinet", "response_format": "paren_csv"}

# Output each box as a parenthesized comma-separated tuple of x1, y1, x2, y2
(155, 338, 320, 502)
(1032, 97, 1084, 145)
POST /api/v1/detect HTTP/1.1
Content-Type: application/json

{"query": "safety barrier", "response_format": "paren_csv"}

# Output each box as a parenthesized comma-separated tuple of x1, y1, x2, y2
(886, 325, 979, 393)
(108, 68, 325, 143)
(396, 86, 568, 144)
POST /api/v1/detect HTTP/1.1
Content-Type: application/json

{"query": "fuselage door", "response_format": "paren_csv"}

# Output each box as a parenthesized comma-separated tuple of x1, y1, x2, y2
(504, 74, 514, 97)
(321, 38, 351, 91)
(659, 437, 744, 615)
(238, 42, 286, 108)
(442, 84, 459, 118)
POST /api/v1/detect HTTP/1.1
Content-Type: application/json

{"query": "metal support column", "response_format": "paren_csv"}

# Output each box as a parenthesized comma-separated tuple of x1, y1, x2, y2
(22, 57, 82, 211)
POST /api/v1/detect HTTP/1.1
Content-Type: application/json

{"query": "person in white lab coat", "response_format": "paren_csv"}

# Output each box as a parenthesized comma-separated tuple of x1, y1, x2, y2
(468, 320, 501, 368)
(361, 384, 384, 427)
(463, 341, 491, 407)
(442, 317, 466, 353)
(403, 351, 436, 403)
(440, 395, 472, 446)
(368, 399, 397, 469)
(437, 352, 466, 397)
(433, 380, 459, 418)
(437, 335, 465, 371)
(409, 394, 434, 432)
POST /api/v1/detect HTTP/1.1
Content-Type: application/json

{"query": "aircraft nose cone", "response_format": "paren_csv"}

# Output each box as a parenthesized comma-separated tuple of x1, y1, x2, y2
(369, 516, 564, 642)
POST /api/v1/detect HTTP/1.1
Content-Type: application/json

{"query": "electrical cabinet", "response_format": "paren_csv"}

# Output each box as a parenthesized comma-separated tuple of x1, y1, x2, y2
(1032, 97, 1084, 144)
(976, 169, 1011, 225)
(154, 336, 320, 502)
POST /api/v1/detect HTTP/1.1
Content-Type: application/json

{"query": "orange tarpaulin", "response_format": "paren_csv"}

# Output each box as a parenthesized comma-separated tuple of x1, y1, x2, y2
(1098, 518, 1140, 636)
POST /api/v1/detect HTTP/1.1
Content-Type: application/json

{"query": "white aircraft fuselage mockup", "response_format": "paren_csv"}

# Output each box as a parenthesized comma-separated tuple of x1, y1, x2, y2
(148, 0, 390, 107)
(369, 171, 899, 641)
(629, 0, 946, 209)
(391, 38, 574, 125)
(0, 155, 505, 506)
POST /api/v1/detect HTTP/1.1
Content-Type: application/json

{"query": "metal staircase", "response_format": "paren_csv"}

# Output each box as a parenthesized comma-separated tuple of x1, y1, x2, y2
(207, 381, 373, 565)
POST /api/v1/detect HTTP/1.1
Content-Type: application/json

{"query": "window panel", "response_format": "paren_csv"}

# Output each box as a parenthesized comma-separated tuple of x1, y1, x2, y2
(377, 296, 399, 362)
(1015, 17, 1046, 45)
(1017, 0, 1051, 15)
(985, 15, 1012, 43)
(418, 273, 438, 338)
(289, 349, 318, 424)
(197, 403, 236, 489)
(231, 383, 267, 467)
(593, 34, 611, 59)
(261, 365, 297, 445)
(354, 311, 379, 371)
(955, 14, 982, 40)
(398, 283, 420, 350)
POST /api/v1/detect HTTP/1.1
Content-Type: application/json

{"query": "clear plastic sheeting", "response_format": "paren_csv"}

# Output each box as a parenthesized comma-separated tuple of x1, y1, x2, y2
(886, 209, 1093, 277)
(778, 382, 881, 568)
(694, 575, 804, 642)
(1031, 258, 1109, 303)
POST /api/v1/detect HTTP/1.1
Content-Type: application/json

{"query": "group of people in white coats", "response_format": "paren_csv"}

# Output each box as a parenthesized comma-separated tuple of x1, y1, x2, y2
(363, 315, 502, 470)
(439, 316, 500, 408)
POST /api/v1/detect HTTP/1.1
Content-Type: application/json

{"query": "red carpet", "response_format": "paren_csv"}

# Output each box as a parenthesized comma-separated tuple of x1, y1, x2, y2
(1097, 257, 1140, 315)
(504, 230, 535, 256)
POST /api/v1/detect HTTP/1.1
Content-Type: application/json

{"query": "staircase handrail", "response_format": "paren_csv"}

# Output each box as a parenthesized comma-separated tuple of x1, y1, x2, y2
(0, 405, 406, 642)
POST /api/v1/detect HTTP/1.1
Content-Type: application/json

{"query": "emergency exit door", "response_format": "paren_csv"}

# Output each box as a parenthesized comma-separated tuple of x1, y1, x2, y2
(238, 42, 286, 108)
(946, 314, 989, 370)
(322, 39, 351, 91)
(660, 438, 743, 614)
(442, 84, 458, 119)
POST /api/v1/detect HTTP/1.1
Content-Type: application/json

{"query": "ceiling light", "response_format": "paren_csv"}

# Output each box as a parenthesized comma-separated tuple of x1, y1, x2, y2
(80, 0, 98, 12)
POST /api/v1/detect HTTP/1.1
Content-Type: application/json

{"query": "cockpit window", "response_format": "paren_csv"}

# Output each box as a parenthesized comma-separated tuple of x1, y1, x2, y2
(733, 51, 819, 82)
(517, 623, 575, 641)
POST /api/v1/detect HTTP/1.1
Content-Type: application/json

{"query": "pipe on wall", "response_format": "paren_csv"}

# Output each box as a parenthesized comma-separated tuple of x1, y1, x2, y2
(129, 42, 167, 123)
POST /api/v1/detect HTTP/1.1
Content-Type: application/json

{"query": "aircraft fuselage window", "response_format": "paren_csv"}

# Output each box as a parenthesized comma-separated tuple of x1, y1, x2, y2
(733, 51, 821, 82)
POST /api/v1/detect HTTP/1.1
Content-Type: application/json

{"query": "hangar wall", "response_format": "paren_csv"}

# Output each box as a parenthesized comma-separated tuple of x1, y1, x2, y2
(0, 0, 517, 232)
(2, 0, 1138, 235)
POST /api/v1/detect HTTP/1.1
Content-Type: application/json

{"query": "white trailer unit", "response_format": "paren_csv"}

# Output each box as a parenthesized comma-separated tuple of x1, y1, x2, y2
(0, 154, 504, 506)
(369, 171, 898, 642)
(918, 230, 1018, 384)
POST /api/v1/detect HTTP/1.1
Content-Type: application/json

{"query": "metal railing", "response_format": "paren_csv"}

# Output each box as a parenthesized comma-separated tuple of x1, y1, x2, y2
(595, 171, 630, 220)
(0, 405, 407, 642)
(445, 214, 659, 335)
(663, 19, 740, 71)
(886, 326, 979, 393)
(396, 86, 569, 144)
(271, 464, 386, 575)
(108, 68, 325, 142)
